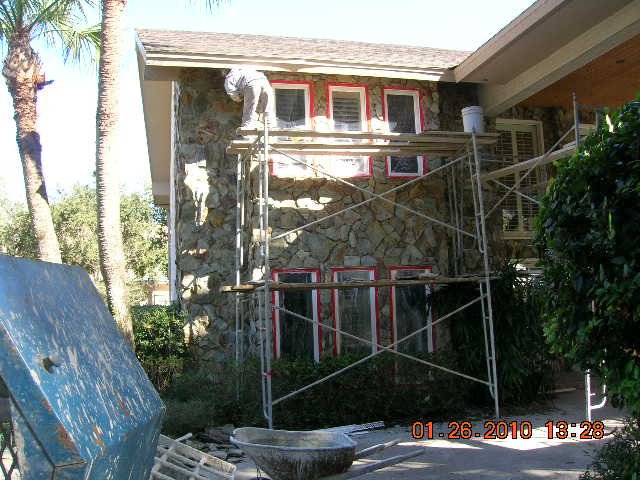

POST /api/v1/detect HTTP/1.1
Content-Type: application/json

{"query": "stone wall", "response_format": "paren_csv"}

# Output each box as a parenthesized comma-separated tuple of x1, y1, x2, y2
(171, 68, 504, 366)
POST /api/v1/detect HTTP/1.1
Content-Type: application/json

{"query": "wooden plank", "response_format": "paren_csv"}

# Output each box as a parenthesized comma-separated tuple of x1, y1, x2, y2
(228, 146, 465, 156)
(480, 143, 575, 182)
(220, 276, 495, 293)
(237, 128, 500, 143)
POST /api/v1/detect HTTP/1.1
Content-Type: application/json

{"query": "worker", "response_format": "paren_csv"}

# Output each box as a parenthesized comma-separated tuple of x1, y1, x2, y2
(224, 67, 276, 130)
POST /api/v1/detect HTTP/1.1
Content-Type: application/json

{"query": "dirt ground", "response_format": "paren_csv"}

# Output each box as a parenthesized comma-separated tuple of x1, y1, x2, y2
(234, 372, 626, 479)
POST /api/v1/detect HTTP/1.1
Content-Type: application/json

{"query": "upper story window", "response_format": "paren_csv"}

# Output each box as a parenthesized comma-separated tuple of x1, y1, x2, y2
(272, 269, 321, 362)
(382, 87, 426, 177)
(331, 268, 379, 356)
(326, 83, 371, 178)
(494, 119, 545, 238)
(272, 81, 313, 130)
(271, 82, 313, 177)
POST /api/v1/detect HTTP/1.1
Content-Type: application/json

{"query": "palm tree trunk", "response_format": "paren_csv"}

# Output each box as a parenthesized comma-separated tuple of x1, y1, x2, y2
(95, 0, 134, 347)
(2, 35, 61, 264)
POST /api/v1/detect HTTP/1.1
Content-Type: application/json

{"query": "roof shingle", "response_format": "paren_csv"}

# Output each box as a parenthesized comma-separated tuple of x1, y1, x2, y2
(136, 29, 471, 70)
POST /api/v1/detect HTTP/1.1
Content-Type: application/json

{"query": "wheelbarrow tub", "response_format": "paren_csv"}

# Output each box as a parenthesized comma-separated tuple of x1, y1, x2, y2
(231, 427, 356, 480)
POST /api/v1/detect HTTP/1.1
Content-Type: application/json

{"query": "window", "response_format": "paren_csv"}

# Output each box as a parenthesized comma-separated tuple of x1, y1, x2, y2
(272, 269, 321, 362)
(494, 120, 545, 238)
(272, 81, 312, 130)
(383, 88, 426, 177)
(326, 84, 372, 178)
(331, 268, 379, 355)
(271, 81, 313, 177)
(390, 266, 436, 353)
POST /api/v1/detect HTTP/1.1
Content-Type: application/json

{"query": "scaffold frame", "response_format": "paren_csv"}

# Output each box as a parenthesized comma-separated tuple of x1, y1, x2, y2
(224, 124, 505, 429)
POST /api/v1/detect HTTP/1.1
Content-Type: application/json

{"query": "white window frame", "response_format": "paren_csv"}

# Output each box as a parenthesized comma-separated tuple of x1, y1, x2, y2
(495, 119, 545, 239)
(327, 84, 371, 178)
(331, 268, 378, 355)
(272, 82, 312, 130)
(272, 269, 321, 362)
(383, 88, 425, 177)
(390, 266, 435, 353)
(271, 82, 313, 177)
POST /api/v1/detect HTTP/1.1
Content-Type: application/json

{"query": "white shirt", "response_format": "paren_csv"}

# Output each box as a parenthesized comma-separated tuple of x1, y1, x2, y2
(224, 68, 268, 98)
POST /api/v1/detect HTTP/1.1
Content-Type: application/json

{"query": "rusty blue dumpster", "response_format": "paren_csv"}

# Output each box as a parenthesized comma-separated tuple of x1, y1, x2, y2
(0, 254, 165, 479)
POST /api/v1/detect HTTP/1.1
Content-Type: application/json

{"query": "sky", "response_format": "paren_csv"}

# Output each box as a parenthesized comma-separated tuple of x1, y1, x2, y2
(0, 0, 537, 204)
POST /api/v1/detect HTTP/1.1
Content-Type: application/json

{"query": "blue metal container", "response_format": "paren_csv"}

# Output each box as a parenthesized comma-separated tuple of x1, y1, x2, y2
(0, 255, 165, 479)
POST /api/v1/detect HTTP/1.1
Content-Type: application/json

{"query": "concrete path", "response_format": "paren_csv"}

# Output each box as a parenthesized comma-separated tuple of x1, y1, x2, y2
(234, 375, 626, 479)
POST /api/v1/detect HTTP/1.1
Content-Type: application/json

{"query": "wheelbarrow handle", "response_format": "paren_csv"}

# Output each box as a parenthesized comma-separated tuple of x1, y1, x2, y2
(322, 449, 424, 479)
(354, 439, 400, 459)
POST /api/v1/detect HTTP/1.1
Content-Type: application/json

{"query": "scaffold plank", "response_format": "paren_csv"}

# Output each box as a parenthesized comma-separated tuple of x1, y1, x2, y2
(220, 276, 495, 293)
(237, 128, 500, 143)
(480, 143, 575, 182)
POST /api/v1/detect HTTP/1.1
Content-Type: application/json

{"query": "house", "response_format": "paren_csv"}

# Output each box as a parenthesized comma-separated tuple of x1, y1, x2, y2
(136, 0, 640, 368)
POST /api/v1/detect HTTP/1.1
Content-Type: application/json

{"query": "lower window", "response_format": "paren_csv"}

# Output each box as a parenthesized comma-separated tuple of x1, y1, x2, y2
(390, 266, 436, 353)
(331, 268, 378, 355)
(272, 269, 321, 362)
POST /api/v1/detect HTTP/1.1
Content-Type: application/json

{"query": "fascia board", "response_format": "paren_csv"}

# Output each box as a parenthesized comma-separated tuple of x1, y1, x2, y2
(479, 0, 640, 115)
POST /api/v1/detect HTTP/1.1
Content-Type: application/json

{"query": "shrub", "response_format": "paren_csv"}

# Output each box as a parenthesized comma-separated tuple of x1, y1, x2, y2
(535, 99, 640, 417)
(580, 418, 640, 480)
(132, 304, 189, 393)
(159, 352, 471, 435)
(428, 262, 554, 405)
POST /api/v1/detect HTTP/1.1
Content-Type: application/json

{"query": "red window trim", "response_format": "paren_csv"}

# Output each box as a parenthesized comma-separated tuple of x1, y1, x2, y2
(330, 267, 380, 356)
(272, 268, 323, 361)
(326, 83, 373, 178)
(270, 81, 315, 178)
(389, 265, 437, 352)
(381, 87, 428, 179)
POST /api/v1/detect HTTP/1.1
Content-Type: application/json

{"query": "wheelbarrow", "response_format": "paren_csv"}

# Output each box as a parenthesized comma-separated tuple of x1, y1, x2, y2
(231, 427, 423, 480)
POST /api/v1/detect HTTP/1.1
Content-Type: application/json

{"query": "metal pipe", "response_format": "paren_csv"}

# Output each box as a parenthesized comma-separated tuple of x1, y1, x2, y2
(270, 147, 472, 238)
(272, 295, 488, 406)
(490, 179, 540, 204)
(472, 132, 500, 418)
(484, 126, 574, 219)
(270, 152, 474, 241)
(573, 92, 581, 151)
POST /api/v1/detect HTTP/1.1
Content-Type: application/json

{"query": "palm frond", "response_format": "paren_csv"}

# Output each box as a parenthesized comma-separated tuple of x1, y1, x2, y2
(0, 1, 17, 33)
(184, 0, 228, 12)
(41, 21, 100, 64)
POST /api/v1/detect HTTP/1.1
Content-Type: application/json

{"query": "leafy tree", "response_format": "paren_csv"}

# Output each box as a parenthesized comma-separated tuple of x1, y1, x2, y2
(1, 0, 100, 263)
(0, 185, 167, 303)
(95, 0, 223, 347)
(535, 99, 640, 417)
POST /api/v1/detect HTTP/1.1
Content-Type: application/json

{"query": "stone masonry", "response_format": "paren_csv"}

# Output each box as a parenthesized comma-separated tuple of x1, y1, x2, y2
(171, 67, 561, 367)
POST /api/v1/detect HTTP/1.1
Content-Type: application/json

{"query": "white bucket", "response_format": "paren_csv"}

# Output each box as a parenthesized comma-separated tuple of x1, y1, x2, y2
(461, 106, 485, 133)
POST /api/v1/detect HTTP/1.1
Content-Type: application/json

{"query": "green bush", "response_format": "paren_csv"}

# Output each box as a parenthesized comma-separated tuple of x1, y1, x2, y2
(428, 262, 554, 405)
(159, 352, 471, 435)
(132, 304, 189, 393)
(535, 99, 640, 417)
(581, 418, 640, 480)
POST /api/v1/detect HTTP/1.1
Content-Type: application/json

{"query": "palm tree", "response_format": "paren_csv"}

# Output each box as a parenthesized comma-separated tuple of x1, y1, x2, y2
(96, 0, 223, 348)
(1, 0, 100, 263)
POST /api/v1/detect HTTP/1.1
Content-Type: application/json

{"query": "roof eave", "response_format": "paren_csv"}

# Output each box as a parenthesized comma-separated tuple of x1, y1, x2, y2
(141, 52, 457, 82)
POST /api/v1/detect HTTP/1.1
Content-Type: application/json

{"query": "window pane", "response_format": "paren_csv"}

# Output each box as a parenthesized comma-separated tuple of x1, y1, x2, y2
(318, 157, 369, 178)
(335, 270, 374, 355)
(389, 157, 420, 174)
(387, 94, 416, 133)
(332, 91, 362, 131)
(275, 88, 306, 129)
(393, 269, 432, 353)
(272, 154, 312, 177)
(277, 272, 315, 359)
(387, 93, 419, 175)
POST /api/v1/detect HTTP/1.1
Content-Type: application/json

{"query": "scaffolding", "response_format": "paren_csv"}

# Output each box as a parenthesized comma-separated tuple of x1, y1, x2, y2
(221, 123, 507, 429)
